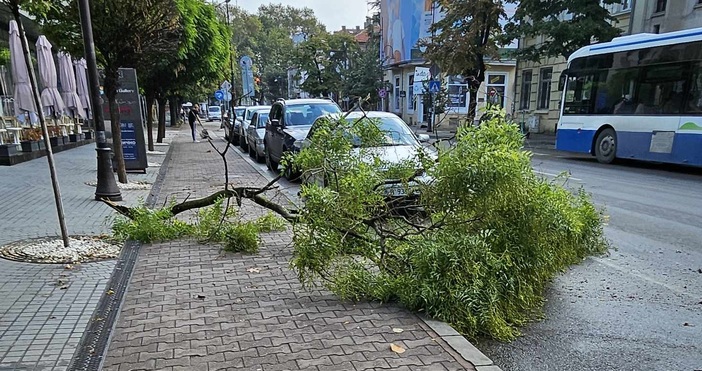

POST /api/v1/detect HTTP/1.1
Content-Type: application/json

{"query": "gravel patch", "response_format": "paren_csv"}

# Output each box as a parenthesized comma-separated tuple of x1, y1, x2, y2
(0, 236, 121, 264)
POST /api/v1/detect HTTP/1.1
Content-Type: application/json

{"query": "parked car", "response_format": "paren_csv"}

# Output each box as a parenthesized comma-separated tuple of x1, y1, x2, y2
(246, 111, 269, 163)
(300, 111, 433, 199)
(224, 106, 248, 144)
(239, 106, 271, 152)
(207, 105, 222, 122)
(263, 99, 342, 179)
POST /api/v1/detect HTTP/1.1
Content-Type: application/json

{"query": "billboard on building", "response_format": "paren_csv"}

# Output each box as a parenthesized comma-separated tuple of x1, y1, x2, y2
(380, 0, 443, 66)
(380, 1, 517, 66)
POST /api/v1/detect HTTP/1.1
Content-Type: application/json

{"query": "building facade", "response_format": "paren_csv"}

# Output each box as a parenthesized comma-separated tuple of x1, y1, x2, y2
(379, 0, 517, 129)
(513, 2, 632, 134)
(630, 0, 702, 34)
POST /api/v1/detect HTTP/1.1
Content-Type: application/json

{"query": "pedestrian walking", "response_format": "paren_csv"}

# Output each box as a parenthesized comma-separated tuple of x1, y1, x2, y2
(188, 105, 201, 142)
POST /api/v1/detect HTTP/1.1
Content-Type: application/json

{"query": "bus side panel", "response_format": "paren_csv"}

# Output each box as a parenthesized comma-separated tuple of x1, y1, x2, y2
(672, 133, 702, 166)
(556, 128, 596, 153)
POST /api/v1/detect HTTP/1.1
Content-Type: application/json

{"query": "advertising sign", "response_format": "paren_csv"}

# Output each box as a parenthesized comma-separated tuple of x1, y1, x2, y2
(240, 56, 255, 97)
(413, 67, 430, 94)
(380, 0, 443, 65)
(103, 68, 148, 173)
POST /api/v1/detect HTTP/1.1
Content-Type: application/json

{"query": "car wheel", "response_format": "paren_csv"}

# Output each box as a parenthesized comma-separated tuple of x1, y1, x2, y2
(265, 145, 278, 171)
(282, 151, 301, 182)
(594, 128, 616, 164)
(249, 144, 256, 158)
(231, 132, 239, 145)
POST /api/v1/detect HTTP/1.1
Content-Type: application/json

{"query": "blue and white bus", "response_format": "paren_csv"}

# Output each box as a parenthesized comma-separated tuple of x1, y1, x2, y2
(556, 27, 702, 167)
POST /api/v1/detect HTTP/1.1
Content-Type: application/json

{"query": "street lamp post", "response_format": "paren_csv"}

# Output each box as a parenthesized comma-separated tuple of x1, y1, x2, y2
(77, 0, 122, 201)
(224, 0, 235, 122)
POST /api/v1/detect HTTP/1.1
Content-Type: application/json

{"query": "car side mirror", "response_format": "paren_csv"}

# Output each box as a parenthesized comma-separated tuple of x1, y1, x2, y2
(418, 134, 430, 143)
(270, 119, 280, 128)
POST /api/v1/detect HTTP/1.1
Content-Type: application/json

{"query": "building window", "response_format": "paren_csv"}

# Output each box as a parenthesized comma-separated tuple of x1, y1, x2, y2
(621, 0, 630, 11)
(407, 75, 415, 112)
(447, 76, 468, 110)
(486, 74, 507, 108)
(519, 70, 532, 110)
(394, 76, 401, 111)
(537, 68, 553, 110)
(653, 25, 661, 34)
(655, 0, 666, 13)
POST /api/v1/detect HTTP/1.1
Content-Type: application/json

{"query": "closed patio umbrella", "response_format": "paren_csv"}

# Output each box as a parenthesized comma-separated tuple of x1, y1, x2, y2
(36, 35, 65, 116)
(57, 52, 84, 118)
(75, 59, 91, 119)
(9, 20, 36, 117)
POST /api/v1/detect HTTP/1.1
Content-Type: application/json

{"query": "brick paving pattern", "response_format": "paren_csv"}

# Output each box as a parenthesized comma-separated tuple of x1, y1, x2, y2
(0, 135, 173, 370)
(101, 124, 475, 370)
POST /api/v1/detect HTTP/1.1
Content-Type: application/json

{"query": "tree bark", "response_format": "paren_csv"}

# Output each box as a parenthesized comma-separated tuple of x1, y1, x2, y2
(104, 68, 128, 183)
(157, 97, 167, 143)
(169, 96, 178, 127)
(145, 93, 155, 151)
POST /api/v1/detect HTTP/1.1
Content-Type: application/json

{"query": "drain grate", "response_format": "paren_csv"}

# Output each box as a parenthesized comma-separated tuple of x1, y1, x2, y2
(67, 143, 175, 370)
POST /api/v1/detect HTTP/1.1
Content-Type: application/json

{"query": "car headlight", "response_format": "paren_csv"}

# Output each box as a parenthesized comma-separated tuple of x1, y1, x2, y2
(293, 140, 304, 151)
(256, 138, 264, 144)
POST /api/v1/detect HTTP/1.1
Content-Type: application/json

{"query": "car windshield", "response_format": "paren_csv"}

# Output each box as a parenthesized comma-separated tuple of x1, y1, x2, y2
(346, 116, 418, 147)
(208, 107, 220, 112)
(285, 103, 341, 126)
(257, 113, 269, 128)
(234, 108, 245, 118)
(246, 109, 257, 120)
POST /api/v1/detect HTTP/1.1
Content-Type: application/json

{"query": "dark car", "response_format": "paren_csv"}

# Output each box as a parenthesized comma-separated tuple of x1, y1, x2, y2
(264, 99, 341, 179)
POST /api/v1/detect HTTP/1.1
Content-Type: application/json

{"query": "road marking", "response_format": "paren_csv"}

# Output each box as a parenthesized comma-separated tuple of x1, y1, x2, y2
(592, 256, 696, 300)
(533, 170, 582, 182)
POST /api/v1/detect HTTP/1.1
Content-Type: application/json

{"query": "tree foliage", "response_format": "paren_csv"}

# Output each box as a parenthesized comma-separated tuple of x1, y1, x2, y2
(290, 109, 607, 340)
(40, 0, 183, 183)
(504, 0, 622, 61)
(421, 0, 506, 121)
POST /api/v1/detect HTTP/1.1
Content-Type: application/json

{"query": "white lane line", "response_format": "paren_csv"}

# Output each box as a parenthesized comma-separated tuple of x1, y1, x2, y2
(591, 256, 697, 300)
(533, 170, 583, 182)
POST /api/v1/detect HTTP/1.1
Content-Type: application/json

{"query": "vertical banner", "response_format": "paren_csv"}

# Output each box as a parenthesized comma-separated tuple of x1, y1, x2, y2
(104, 68, 148, 173)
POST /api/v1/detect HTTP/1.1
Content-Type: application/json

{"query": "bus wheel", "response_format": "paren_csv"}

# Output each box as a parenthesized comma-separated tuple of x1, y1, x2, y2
(595, 128, 616, 164)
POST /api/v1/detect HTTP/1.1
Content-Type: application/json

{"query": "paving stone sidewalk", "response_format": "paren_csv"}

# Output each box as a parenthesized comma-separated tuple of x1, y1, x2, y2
(101, 125, 476, 371)
(0, 133, 175, 371)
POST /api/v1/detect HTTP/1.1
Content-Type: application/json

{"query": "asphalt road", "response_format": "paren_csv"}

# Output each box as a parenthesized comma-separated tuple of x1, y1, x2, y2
(478, 149, 702, 371)
(222, 128, 702, 371)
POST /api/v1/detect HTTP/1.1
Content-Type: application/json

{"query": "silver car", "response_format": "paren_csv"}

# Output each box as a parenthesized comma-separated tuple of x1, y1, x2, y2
(300, 111, 433, 198)
(225, 106, 247, 144)
(246, 111, 269, 163)
(239, 106, 271, 152)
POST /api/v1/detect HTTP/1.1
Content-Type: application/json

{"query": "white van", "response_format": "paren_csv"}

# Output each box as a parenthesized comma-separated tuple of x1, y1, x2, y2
(207, 106, 222, 122)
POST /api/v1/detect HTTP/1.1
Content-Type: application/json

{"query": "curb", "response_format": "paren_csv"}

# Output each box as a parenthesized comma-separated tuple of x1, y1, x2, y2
(67, 136, 177, 371)
(211, 126, 503, 371)
(421, 317, 503, 371)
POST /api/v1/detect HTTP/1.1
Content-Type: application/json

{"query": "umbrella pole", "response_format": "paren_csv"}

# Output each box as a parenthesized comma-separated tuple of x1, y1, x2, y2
(12, 10, 70, 248)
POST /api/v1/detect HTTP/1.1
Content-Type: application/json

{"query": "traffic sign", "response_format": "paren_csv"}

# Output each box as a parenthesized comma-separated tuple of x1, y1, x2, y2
(428, 80, 441, 93)
(222, 91, 232, 102)
(214, 90, 224, 101)
(220, 80, 232, 91)
(378, 88, 387, 98)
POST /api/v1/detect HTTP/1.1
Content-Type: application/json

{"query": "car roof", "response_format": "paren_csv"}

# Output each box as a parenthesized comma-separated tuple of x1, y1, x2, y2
(344, 111, 400, 119)
(277, 98, 337, 106)
(247, 106, 271, 111)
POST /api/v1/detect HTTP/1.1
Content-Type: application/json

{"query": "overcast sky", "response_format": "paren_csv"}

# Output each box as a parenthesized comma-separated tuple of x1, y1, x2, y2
(234, 0, 370, 32)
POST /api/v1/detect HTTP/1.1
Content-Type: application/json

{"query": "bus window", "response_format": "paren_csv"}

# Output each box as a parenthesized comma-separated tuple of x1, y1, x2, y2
(685, 64, 702, 114)
(637, 63, 686, 114)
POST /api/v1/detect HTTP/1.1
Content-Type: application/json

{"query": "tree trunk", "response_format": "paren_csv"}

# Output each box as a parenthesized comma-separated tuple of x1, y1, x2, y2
(145, 93, 155, 151)
(157, 98, 167, 143)
(104, 69, 128, 183)
(169, 96, 178, 127)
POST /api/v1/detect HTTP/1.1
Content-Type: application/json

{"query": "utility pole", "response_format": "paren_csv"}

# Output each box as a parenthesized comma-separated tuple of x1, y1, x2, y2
(77, 0, 122, 202)
(225, 0, 235, 120)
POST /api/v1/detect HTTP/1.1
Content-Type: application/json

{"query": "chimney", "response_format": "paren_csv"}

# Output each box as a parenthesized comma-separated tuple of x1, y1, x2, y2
(342, 26, 346, 31)
(356, 26, 361, 32)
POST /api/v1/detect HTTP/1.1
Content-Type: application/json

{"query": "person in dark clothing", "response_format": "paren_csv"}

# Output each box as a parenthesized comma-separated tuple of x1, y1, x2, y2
(188, 105, 201, 142)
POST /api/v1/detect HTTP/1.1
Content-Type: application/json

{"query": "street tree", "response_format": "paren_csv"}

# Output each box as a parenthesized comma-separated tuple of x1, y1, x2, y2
(421, 0, 507, 123)
(40, 0, 183, 183)
(345, 16, 384, 109)
(503, 0, 621, 62)
(292, 32, 357, 99)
